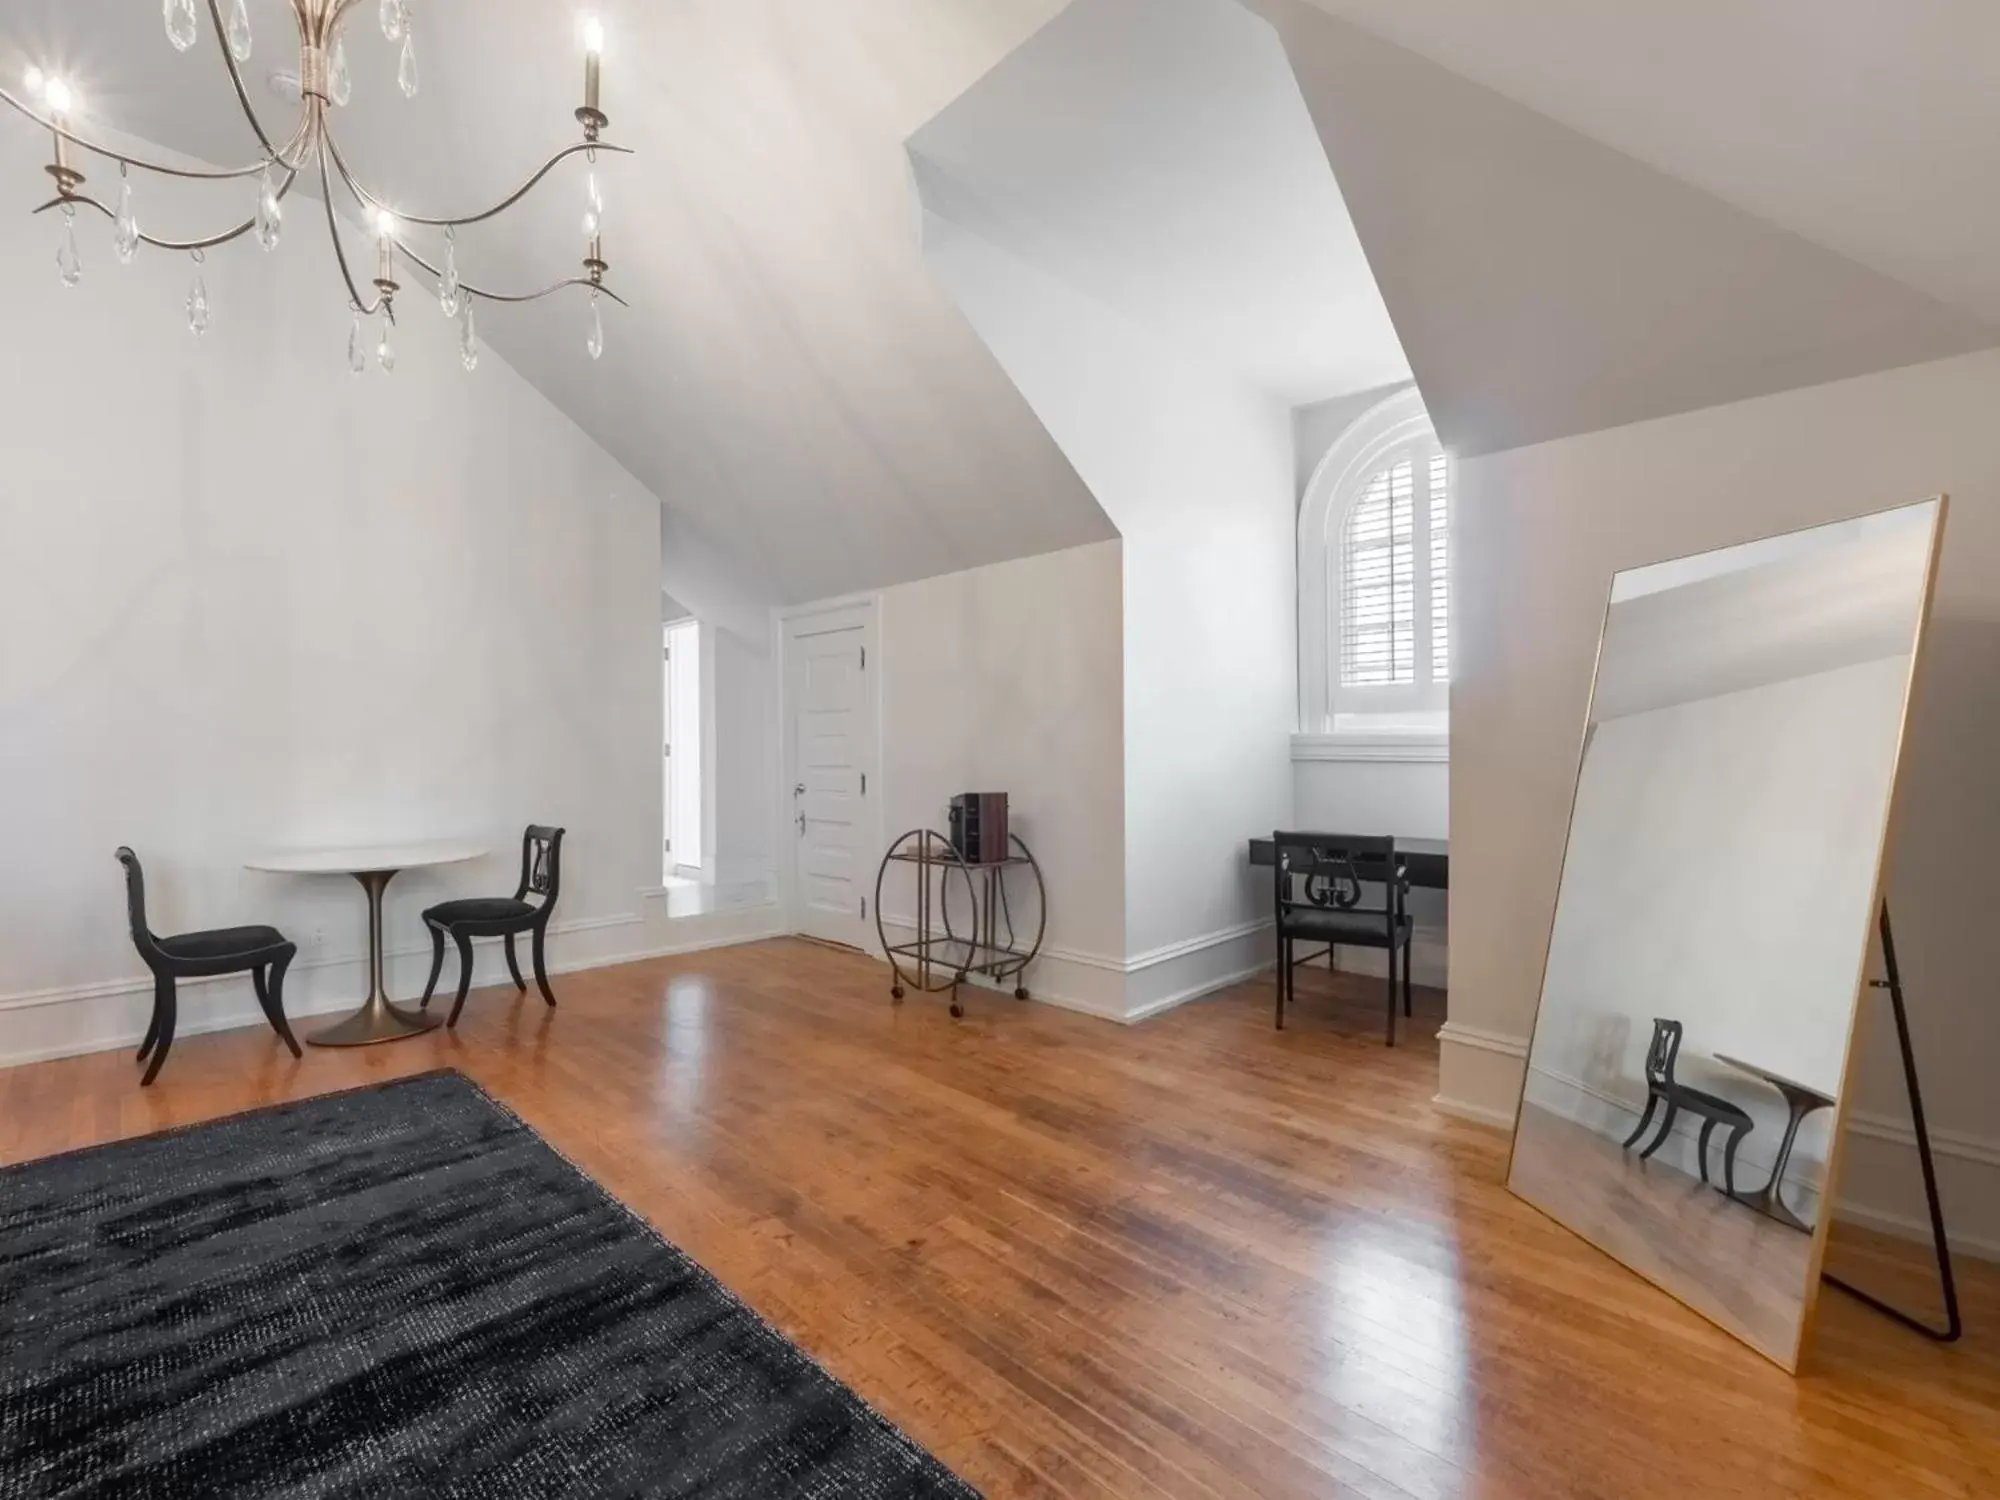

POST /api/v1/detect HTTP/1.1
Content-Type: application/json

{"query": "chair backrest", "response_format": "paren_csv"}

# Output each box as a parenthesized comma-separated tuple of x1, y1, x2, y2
(515, 825, 566, 907)
(1271, 831, 1401, 917)
(114, 847, 161, 959)
(1643, 1018, 1685, 1086)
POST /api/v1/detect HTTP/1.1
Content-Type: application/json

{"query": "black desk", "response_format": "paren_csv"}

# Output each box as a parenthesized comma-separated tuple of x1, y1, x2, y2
(1247, 835, 1449, 890)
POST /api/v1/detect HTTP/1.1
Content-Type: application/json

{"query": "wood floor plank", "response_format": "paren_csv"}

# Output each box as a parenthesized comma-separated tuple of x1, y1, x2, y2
(2, 938, 1994, 1500)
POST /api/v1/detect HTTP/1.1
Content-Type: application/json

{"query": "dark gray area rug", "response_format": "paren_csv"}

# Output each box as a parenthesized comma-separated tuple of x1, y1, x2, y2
(0, 1070, 979, 1499)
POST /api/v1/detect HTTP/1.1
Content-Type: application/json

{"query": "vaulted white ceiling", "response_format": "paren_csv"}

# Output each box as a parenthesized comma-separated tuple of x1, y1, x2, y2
(908, 0, 1408, 405)
(1255, 0, 1998, 457)
(10, 1, 1997, 599)
(3, 0, 1110, 606)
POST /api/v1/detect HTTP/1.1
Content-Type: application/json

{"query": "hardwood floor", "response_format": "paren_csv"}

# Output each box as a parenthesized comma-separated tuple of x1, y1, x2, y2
(2, 940, 1994, 1499)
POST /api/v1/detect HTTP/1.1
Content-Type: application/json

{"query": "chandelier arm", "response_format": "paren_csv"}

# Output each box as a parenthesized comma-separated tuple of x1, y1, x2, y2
(30, 161, 302, 252)
(204, 0, 290, 164)
(0, 87, 285, 181)
(316, 127, 385, 317)
(323, 126, 630, 228)
(400, 237, 630, 307)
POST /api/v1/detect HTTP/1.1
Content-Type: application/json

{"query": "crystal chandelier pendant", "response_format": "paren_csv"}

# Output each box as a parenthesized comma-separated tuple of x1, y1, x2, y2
(348, 311, 367, 374)
(459, 299, 479, 372)
(377, 311, 396, 373)
(56, 205, 81, 287)
(329, 37, 353, 106)
(113, 168, 141, 265)
(380, 0, 405, 42)
(439, 225, 461, 316)
(186, 254, 210, 336)
(398, 30, 420, 99)
(163, 0, 198, 52)
(586, 290, 604, 360)
(225, 0, 253, 62)
(255, 165, 282, 252)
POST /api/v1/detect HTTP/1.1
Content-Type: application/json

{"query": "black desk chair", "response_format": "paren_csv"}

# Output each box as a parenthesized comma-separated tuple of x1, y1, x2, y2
(419, 825, 565, 1029)
(1622, 1018, 1753, 1195)
(1272, 832, 1412, 1044)
(116, 848, 301, 1087)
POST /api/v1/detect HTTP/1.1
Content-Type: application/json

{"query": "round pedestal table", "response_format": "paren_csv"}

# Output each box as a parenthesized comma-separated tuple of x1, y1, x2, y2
(245, 842, 485, 1047)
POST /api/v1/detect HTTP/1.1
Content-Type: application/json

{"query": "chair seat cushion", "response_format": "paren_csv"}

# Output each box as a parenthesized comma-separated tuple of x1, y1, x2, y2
(1281, 909, 1412, 946)
(424, 897, 536, 926)
(1666, 1084, 1753, 1125)
(157, 925, 287, 961)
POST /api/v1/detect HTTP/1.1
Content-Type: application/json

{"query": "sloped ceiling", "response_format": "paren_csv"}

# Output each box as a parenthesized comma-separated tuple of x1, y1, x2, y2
(1252, 0, 1999, 457)
(2, 0, 1111, 605)
(14, 0, 2000, 590)
(907, 0, 1408, 406)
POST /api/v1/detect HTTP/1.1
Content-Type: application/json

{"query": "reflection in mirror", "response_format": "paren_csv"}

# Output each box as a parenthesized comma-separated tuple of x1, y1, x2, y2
(1506, 499, 1944, 1370)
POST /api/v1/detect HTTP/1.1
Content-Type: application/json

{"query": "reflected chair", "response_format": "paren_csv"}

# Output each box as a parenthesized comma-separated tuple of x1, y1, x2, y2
(116, 847, 301, 1087)
(1622, 1017, 1754, 1194)
(1272, 832, 1412, 1043)
(419, 825, 565, 1028)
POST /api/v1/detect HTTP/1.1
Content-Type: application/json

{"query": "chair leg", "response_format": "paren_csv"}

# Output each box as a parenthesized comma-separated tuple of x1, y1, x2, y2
(140, 976, 177, 1087)
(504, 933, 528, 991)
(137, 974, 164, 1063)
(419, 923, 446, 1009)
(531, 922, 557, 1008)
(1621, 1094, 1660, 1151)
(446, 930, 476, 1029)
(1697, 1117, 1718, 1185)
(259, 951, 302, 1058)
(1724, 1124, 1748, 1198)
(1384, 944, 1398, 1047)
(1275, 936, 1287, 1030)
(1639, 1102, 1679, 1161)
(1402, 940, 1413, 1018)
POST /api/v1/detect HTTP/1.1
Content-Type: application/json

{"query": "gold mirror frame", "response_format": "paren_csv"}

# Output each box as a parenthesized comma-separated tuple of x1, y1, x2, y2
(1502, 494, 1949, 1372)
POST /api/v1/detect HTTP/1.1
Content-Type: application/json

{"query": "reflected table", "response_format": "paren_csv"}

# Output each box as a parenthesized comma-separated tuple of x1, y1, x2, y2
(1715, 1052, 1836, 1234)
(246, 842, 484, 1047)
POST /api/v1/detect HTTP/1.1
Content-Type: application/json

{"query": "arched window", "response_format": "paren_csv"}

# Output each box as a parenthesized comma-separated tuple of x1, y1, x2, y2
(1298, 388, 1450, 746)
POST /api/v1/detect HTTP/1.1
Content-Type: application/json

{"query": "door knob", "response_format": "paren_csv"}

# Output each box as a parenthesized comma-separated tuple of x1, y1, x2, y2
(794, 782, 806, 796)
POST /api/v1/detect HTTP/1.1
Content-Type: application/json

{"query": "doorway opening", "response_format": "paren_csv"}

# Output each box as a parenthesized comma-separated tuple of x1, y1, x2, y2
(664, 618, 703, 883)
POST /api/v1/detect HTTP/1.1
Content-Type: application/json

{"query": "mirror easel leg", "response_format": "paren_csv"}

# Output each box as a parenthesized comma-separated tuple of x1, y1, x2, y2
(1821, 903, 1962, 1343)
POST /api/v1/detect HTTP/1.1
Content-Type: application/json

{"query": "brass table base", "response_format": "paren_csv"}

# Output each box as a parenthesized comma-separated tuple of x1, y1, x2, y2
(308, 868, 442, 1048)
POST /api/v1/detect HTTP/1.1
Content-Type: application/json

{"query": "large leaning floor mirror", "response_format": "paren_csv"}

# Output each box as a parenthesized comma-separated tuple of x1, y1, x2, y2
(1506, 497, 1947, 1371)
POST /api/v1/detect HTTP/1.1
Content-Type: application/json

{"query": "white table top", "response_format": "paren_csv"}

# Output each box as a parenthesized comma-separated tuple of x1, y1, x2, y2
(245, 841, 486, 875)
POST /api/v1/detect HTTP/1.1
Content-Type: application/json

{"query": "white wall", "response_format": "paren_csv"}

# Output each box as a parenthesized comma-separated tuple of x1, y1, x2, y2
(1449, 347, 2000, 1258)
(709, 627, 778, 891)
(1525, 657, 1911, 1200)
(917, 211, 1293, 1015)
(874, 541, 1127, 1013)
(0, 129, 682, 1065)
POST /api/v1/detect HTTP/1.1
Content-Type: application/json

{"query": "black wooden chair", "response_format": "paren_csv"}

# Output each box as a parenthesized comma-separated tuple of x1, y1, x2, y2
(1272, 832, 1412, 1044)
(116, 847, 300, 1086)
(1622, 1018, 1754, 1194)
(420, 825, 565, 1029)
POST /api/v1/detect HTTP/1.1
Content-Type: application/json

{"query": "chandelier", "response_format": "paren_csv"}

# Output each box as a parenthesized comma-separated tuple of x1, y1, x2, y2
(2, 0, 628, 373)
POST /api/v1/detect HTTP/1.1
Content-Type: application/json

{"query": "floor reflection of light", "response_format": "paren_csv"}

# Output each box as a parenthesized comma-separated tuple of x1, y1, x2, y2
(659, 979, 710, 1125)
(1319, 1214, 1471, 1468)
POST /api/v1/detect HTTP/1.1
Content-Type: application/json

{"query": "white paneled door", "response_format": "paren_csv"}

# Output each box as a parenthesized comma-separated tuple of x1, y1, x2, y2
(784, 606, 877, 949)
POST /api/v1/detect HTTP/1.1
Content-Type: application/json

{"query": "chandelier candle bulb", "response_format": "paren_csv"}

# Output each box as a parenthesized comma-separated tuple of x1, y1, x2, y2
(583, 17, 604, 114)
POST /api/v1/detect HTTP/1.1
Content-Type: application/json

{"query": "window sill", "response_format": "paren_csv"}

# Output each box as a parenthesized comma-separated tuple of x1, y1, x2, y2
(1292, 730, 1449, 764)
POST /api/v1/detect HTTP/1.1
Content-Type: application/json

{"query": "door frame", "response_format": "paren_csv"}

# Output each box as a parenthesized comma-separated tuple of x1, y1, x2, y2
(776, 593, 883, 947)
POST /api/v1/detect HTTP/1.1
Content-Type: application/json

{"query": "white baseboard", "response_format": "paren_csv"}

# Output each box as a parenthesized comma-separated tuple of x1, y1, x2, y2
(1434, 1021, 1528, 1132)
(874, 915, 1275, 1023)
